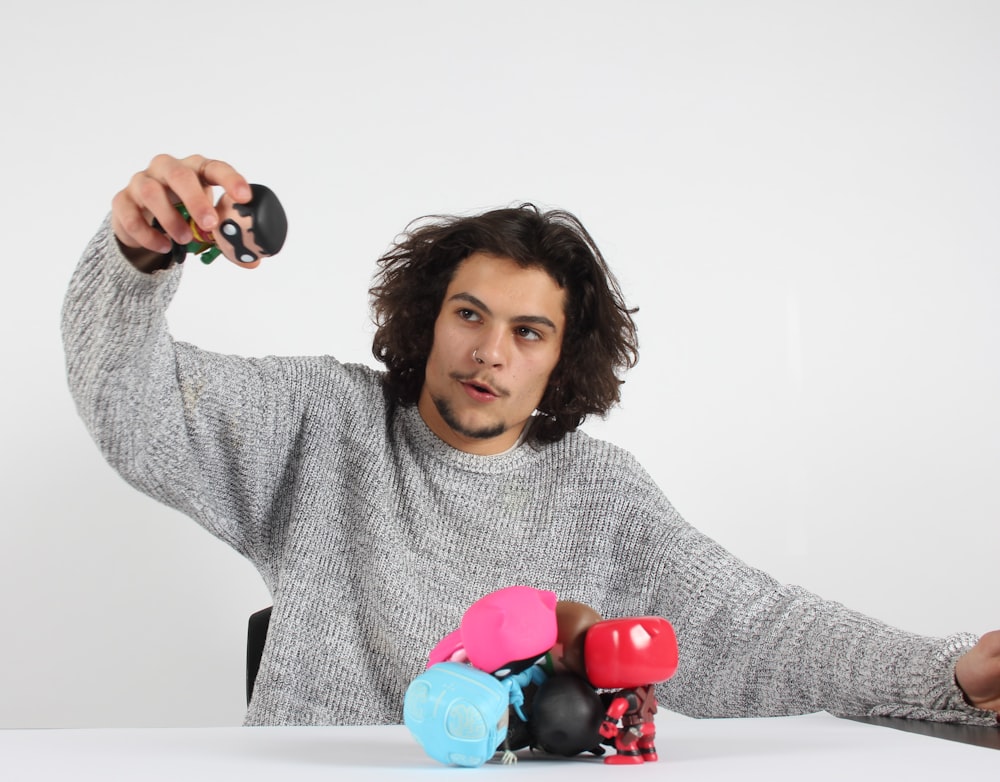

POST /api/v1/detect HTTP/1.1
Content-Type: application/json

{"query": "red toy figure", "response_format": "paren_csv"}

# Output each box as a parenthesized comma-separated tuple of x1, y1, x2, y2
(584, 616, 678, 765)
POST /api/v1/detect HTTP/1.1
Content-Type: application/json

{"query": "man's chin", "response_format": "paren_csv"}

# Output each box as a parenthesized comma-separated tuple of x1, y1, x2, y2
(448, 418, 507, 441)
(434, 398, 506, 441)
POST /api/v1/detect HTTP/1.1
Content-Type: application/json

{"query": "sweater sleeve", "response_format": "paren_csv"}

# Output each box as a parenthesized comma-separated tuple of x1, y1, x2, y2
(614, 464, 997, 726)
(61, 218, 310, 573)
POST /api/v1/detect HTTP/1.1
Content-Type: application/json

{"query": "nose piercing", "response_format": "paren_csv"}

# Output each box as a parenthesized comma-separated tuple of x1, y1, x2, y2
(473, 349, 484, 364)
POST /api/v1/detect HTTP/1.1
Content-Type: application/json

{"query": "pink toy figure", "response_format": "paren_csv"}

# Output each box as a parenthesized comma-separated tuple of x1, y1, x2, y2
(428, 586, 558, 675)
(586, 616, 679, 765)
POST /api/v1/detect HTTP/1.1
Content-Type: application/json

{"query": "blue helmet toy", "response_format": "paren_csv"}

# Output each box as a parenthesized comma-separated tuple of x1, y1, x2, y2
(403, 662, 511, 767)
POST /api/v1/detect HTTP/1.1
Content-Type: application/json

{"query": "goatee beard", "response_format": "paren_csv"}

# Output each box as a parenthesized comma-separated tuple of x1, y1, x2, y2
(433, 396, 506, 440)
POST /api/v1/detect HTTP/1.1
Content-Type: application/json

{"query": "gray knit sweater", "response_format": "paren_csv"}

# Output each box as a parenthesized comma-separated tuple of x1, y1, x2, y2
(63, 220, 995, 727)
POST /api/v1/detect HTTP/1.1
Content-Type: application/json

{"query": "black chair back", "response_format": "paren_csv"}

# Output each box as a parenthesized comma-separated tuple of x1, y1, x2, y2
(246, 606, 273, 704)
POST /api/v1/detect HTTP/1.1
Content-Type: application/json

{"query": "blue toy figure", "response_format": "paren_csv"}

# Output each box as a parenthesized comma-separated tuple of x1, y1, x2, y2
(404, 662, 512, 767)
(404, 661, 548, 767)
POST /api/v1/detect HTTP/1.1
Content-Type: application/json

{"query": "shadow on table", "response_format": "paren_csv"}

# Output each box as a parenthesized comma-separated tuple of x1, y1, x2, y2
(844, 715, 1000, 751)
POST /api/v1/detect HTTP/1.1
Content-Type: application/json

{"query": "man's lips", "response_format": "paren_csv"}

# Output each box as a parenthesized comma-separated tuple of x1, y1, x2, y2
(456, 375, 504, 400)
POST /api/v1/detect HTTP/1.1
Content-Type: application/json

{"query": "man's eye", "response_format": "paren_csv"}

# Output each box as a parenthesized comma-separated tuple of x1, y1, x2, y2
(517, 327, 541, 341)
(458, 309, 480, 321)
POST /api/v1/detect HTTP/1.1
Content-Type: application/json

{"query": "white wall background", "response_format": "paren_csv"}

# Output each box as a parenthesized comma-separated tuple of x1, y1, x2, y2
(1, 0, 997, 728)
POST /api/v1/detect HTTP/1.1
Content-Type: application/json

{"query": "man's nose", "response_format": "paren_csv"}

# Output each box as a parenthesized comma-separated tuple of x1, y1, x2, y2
(474, 328, 507, 366)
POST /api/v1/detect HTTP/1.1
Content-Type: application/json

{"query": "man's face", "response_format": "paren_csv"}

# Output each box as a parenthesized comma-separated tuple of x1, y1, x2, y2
(418, 252, 566, 455)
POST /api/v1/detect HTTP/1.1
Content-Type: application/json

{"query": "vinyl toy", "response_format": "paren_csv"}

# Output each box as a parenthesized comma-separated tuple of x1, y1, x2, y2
(428, 586, 558, 675)
(403, 662, 515, 767)
(586, 616, 679, 765)
(166, 183, 287, 268)
(406, 589, 679, 768)
(404, 661, 547, 767)
(527, 672, 606, 757)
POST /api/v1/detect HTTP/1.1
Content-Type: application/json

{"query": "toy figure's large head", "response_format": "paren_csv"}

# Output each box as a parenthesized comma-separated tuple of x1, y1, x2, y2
(583, 616, 678, 690)
(428, 586, 558, 675)
(529, 673, 605, 757)
(214, 183, 288, 268)
(546, 600, 603, 678)
(403, 662, 510, 767)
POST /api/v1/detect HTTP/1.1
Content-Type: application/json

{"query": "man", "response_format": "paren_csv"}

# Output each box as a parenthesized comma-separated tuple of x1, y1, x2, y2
(64, 154, 1000, 727)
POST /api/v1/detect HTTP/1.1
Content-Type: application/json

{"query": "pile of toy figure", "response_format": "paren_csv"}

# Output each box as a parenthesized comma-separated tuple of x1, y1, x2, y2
(403, 586, 678, 767)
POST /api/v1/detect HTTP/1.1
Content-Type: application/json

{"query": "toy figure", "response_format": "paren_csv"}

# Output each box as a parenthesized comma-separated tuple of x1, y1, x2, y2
(407, 590, 680, 767)
(527, 672, 606, 757)
(543, 600, 603, 677)
(407, 586, 560, 767)
(404, 662, 513, 767)
(428, 586, 558, 676)
(585, 616, 679, 765)
(164, 183, 287, 268)
(404, 661, 547, 767)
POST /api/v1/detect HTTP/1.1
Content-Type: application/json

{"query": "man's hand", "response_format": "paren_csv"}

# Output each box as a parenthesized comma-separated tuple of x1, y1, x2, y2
(955, 630, 1000, 715)
(111, 154, 251, 268)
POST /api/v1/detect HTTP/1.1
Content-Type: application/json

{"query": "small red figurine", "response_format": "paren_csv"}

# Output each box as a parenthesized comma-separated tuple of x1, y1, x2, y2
(584, 616, 679, 765)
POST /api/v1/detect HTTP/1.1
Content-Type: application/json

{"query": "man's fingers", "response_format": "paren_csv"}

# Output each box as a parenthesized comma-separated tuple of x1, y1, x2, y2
(111, 188, 174, 254)
(110, 153, 254, 257)
(183, 155, 252, 204)
(150, 155, 220, 232)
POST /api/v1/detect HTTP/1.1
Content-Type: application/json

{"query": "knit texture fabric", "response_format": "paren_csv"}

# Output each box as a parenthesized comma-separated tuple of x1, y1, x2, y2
(62, 219, 996, 727)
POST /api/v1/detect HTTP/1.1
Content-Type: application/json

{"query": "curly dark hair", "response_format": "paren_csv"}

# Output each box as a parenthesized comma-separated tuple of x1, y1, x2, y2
(370, 204, 638, 444)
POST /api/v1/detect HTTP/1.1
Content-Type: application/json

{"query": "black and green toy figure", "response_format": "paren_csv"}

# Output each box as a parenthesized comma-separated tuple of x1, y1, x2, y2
(169, 183, 287, 268)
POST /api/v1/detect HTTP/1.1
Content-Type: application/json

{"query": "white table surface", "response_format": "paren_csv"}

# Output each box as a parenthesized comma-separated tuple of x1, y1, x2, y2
(2, 712, 995, 781)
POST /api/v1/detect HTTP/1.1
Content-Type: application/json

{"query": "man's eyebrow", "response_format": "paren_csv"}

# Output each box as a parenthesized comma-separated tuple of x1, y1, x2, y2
(448, 292, 559, 332)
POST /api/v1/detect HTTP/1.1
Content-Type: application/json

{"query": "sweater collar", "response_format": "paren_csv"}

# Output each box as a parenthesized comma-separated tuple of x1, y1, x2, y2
(396, 404, 544, 474)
